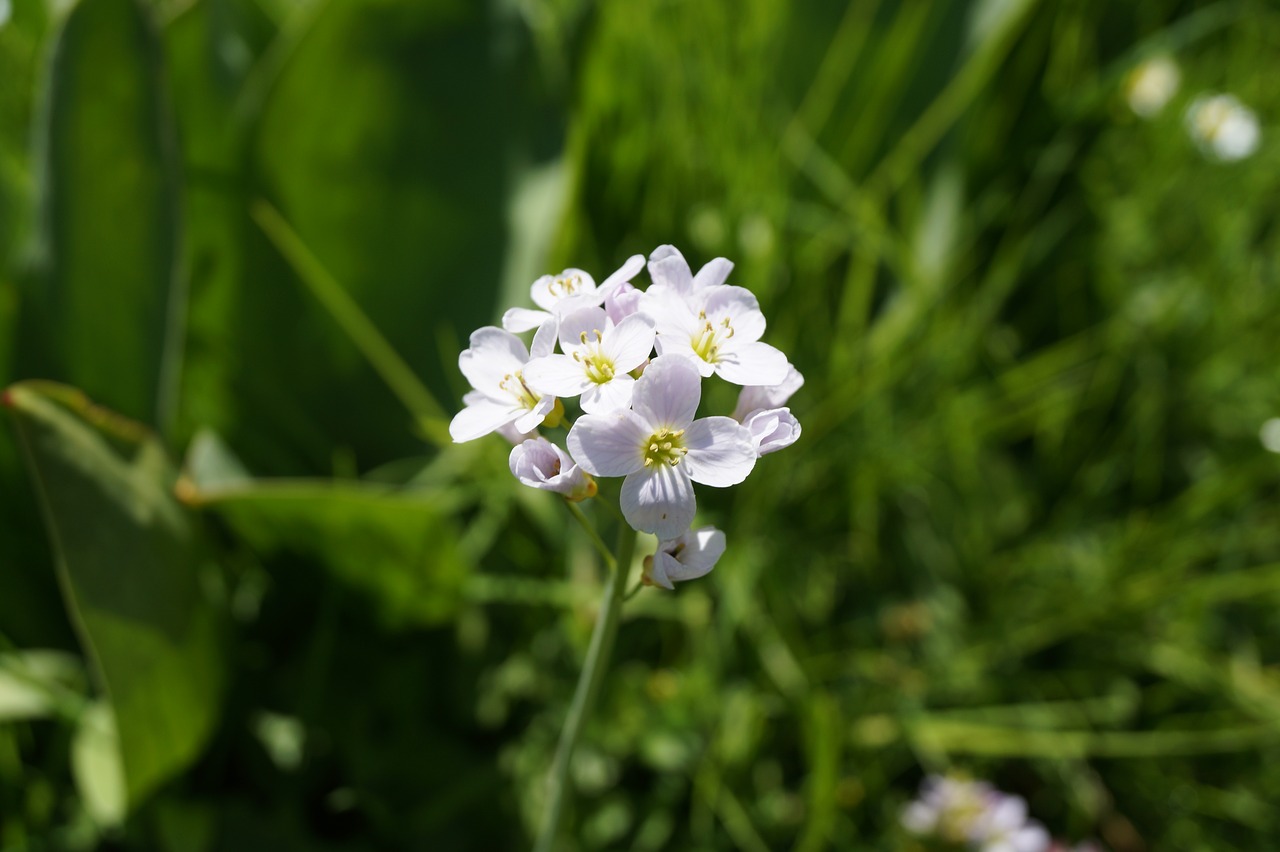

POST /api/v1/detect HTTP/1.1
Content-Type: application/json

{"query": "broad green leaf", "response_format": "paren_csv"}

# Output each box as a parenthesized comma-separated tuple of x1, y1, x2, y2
(15, 0, 183, 430)
(180, 476, 469, 629)
(5, 382, 224, 810)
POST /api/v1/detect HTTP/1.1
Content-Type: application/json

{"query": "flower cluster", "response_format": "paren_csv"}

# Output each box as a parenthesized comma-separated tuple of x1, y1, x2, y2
(902, 776, 1102, 852)
(1123, 56, 1262, 163)
(449, 245, 802, 588)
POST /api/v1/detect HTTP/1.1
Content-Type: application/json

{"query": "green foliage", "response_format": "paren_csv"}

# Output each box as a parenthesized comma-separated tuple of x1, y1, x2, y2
(3, 0, 1280, 850)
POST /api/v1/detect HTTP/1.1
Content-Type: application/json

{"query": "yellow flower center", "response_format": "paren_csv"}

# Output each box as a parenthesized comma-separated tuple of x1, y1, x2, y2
(499, 370, 540, 410)
(572, 329, 616, 385)
(643, 428, 687, 468)
(690, 311, 735, 363)
(547, 273, 586, 299)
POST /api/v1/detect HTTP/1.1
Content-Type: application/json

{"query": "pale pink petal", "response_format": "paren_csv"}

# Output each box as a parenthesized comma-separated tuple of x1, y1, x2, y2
(682, 416, 756, 486)
(643, 289, 701, 338)
(458, 327, 529, 392)
(502, 307, 553, 333)
(662, 527, 725, 582)
(523, 355, 591, 397)
(653, 337, 716, 377)
(580, 374, 636, 414)
(701, 286, 766, 342)
(604, 281, 644, 324)
(715, 341, 789, 386)
(630, 355, 702, 429)
(567, 410, 650, 476)
(621, 464, 696, 539)
(602, 313, 656, 371)
(692, 257, 734, 290)
(744, 408, 801, 455)
(646, 554, 676, 590)
(509, 438, 593, 498)
(557, 305, 609, 354)
(449, 397, 520, 443)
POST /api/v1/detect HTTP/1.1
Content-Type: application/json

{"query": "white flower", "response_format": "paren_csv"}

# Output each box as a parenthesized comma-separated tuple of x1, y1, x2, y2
(502, 255, 645, 333)
(523, 306, 656, 414)
(1125, 55, 1180, 117)
(448, 325, 559, 442)
(0, 0, 10, 28)
(646, 244, 735, 304)
(742, 409, 802, 456)
(1186, 93, 1261, 161)
(509, 437, 596, 501)
(566, 355, 756, 539)
(643, 526, 725, 590)
(969, 795, 1051, 852)
(647, 284, 789, 386)
(731, 364, 805, 421)
(902, 776, 997, 842)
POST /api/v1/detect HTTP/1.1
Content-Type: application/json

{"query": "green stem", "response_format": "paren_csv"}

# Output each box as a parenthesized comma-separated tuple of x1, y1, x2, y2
(250, 200, 450, 444)
(534, 523, 636, 852)
(565, 501, 615, 571)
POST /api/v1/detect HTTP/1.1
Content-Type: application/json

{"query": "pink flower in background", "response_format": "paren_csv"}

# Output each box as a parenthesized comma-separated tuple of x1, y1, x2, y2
(509, 437, 595, 501)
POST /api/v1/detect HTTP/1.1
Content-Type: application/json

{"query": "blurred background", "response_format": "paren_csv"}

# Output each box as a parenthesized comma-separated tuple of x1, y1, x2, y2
(3, 0, 1280, 849)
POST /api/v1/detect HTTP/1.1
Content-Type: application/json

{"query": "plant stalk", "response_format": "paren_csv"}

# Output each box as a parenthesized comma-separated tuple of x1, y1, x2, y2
(533, 523, 635, 852)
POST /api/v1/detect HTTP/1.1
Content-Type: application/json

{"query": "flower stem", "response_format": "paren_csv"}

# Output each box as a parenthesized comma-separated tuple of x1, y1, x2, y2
(564, 501, 615, 572)
(533, 523, 635, 852)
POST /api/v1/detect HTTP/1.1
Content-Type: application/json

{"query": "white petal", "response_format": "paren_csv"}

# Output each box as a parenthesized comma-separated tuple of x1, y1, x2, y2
(621, 465, 696, 539)
(745, 408, 801, 456)
(602, 313, 655, 371)
(458, 327, 528, 392)
(647, 246, 693, 295)
(631, 355, 702, 429)
(502, 307, 553, 333)
(702, 286, 765, 342)
(567, 410, 649, 476)
(664, 526, 725, 580)
(693, 257, 734, 290)
(604, 281, 644, 325)
(531, 268, 596, 310)
(715, 341, 789, 386)
(732, 363, 804, 420)
(580, 374, 636, 414)
(644, 289, 701, 337)
(646, 554, 677, 590)
(523, 355, 590, 397)
(599, 254, 645, 293)
(449, 398, 519, 443)
(514, 394, 555, 434)
(557, 305, 609, 354)
(682, 417, 756, 486)
(530, 317, 559, 358)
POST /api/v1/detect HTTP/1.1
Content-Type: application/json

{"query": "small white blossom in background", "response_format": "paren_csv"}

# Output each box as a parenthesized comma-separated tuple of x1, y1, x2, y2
(0, 0, 10, 28)
(451, 243, 802, 590)
(901, 775, 1053, 852)
(643, 526, 726, 589)
(1124, 55, 1180, 118)
(1185, 93, 1261, 161)
(1259, 418, 1280, 453)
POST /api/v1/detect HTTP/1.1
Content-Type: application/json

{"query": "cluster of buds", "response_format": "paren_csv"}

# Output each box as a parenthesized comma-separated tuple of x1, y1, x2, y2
(449, 246, 802, 589)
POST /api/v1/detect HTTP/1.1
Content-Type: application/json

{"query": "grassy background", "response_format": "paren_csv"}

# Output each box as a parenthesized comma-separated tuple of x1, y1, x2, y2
(3, 0, 1280, 849)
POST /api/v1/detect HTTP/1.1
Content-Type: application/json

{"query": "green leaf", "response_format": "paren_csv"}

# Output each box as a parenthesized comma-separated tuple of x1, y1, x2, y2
(180, 475, 469, 629)
(17, 0, 183, 431)
(5, 381, 224, 811)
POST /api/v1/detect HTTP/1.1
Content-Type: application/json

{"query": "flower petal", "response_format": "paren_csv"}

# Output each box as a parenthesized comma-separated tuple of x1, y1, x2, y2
(567, 410, 649, 476)
(580, 374, 636, 414)
(557, 305, 609, 354)
(648, 245, 694, 294)
(701, 286, 765, 342)
(458, 327, 529, 393)
(731, 363, 804, 421)
(630, 354, 702, 429)
(599, 254, 645, 293)
(602, 313, 655, 371)
(665, 526, 726, 581)
(502, 307, 552, 333)
(523, 355, 591, 398)
(682, 416, 756, 486)
(449, 397, 519, 443)
(530, 317, 559, 358)
(744, 407, 801, 456)
(715, 340, 789, 386)
(693, 257, 734, 290)
(621, 465, 696, 539)
(531, 268, 596, 310)
(514, 395, 554, 434)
